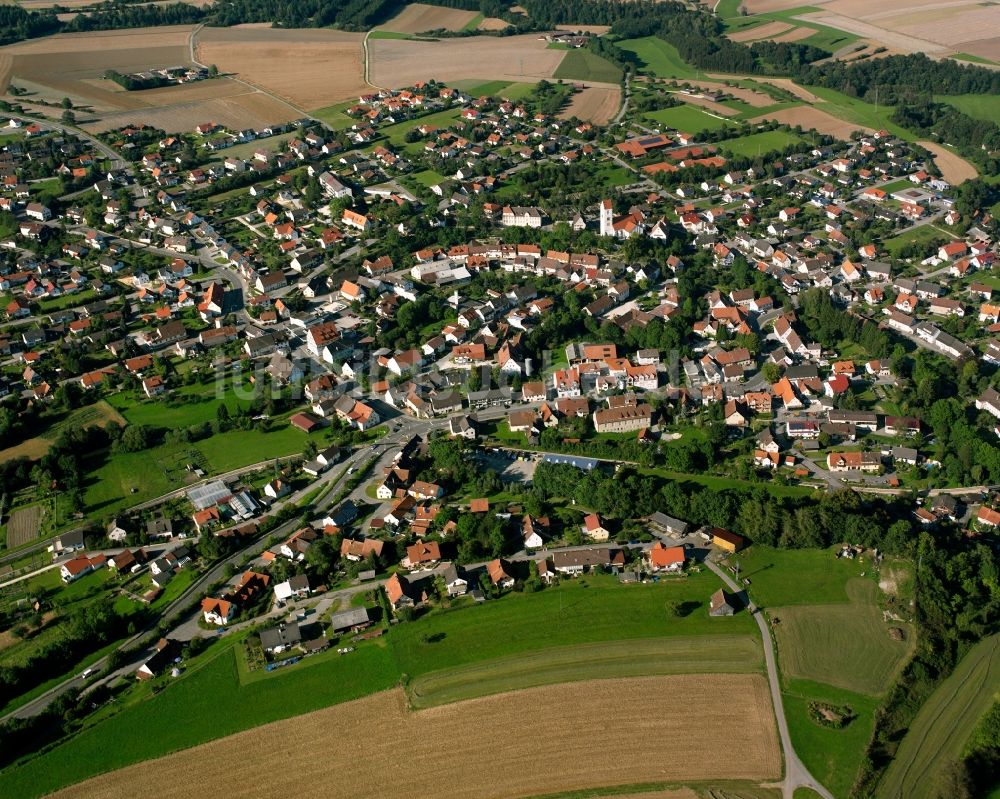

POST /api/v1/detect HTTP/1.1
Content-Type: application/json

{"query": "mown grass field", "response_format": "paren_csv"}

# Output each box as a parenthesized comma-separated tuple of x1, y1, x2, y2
(773, 579, 913, 696)
(645, 104, 732, 133)
(938, 93, 1000, 125)
(784, 679, 880, 799)
(81, 421, 308, 516)
(0, 571, 753, 797)
(879, 633, 1000, 799)
(883, 223, 953, 258)
(391, 570, 755, 677)
(0, 636, 401, 799)
(553, 49, 623, 84)
(408, 634, 762, 707)
(808, 85, 915, 141)
(738, 547, 914, 797)
(615, 36, 702, 80)
(737, 545, 872, 606)
(720, 129, 803, 157)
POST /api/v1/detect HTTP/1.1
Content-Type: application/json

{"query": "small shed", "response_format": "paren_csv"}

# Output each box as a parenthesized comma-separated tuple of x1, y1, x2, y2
(709, 588, 737, 617)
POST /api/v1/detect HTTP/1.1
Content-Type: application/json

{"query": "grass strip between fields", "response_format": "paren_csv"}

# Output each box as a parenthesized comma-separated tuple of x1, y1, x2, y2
(407, 634, 762, 707)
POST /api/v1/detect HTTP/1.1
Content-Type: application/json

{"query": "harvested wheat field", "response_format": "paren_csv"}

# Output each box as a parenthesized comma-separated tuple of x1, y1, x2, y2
(82, 92, 299, 135)
(478, 17, 511, 31)
(50, 676, 780, 799)
(753, 105, 872, 138)
(729, 21, 794, 43)
(0, 25, 194, 106)
(370, 34, 566, 88)
(957, 36, 1000, 62)
(560, 83, 621, 124)
(917, 141, 977, 184)
(379, 3, 481, 33)
(195, 25, 366, 111)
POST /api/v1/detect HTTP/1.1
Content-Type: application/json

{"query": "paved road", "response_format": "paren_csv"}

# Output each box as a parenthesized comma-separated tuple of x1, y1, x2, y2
(0, 435, 390, 723)
(704, 557, 834, 799)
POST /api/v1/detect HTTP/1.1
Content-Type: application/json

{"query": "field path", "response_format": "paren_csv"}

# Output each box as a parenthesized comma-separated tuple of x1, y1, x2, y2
(363, 30, 384, 91)
(705, 558, 835, 799)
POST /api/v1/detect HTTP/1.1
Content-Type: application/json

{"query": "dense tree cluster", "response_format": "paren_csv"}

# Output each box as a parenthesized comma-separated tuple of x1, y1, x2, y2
(799, 288, 891, 358)
(531, 461, 915, 552)
(892, 100, 1000, 172)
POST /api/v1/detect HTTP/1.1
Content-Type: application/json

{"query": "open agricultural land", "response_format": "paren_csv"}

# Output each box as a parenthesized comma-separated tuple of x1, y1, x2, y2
(368, 33, 568, 88)
(878, 633, 1000, 799)
(0, 25, 301, 133)
(194, 25, 366, 113)
(0, 573, 765, 798)
(732, 0, 1000, 62)
(48, 676, 780, 799)
(734, 547, 915, 798)
(553, 50, 623, 84)
(376, 3, 483, 35)
(558, 83, 621, 126)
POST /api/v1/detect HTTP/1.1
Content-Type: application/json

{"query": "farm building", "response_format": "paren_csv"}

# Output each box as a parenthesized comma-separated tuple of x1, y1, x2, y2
(711, 528, 745, 553)
(329, 607, 371, 634)
(709, 588, 737, 617)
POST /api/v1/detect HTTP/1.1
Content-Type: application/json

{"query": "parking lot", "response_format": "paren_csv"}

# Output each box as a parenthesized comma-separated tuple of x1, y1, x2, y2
(475, 449, 538, 483)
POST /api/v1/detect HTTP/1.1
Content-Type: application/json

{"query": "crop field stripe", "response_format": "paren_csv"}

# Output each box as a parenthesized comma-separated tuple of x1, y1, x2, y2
(878, 633, 1000, 799)
(408, 634, 763, 707)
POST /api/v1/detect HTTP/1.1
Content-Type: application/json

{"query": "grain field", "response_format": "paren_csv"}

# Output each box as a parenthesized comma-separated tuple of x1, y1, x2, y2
(559, 83, 621, 124)
(195, 25, 366, 111)
(369, 34, 566, 88)
(751, 105, 872, 138)
(917, 141, 977, 184)
(50, 676, 781, 799)
(378, 3, 481, 34)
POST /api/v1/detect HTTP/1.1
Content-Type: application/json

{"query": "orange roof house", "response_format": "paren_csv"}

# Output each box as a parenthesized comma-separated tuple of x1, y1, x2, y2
(648, 542, 686, 571)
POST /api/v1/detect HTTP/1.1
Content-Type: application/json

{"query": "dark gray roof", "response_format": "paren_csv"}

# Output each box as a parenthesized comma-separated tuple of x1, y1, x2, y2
(260, 622, 301, 651)
(648, 512, 688, 535)
(329, 607, 370, 632)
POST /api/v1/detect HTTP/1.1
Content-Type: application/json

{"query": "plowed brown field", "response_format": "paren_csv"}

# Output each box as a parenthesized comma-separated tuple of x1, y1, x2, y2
(50, 676, 780, 799)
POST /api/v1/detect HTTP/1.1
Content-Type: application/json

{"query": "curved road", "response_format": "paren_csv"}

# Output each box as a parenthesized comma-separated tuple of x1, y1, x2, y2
(705, 558, 834, 799)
